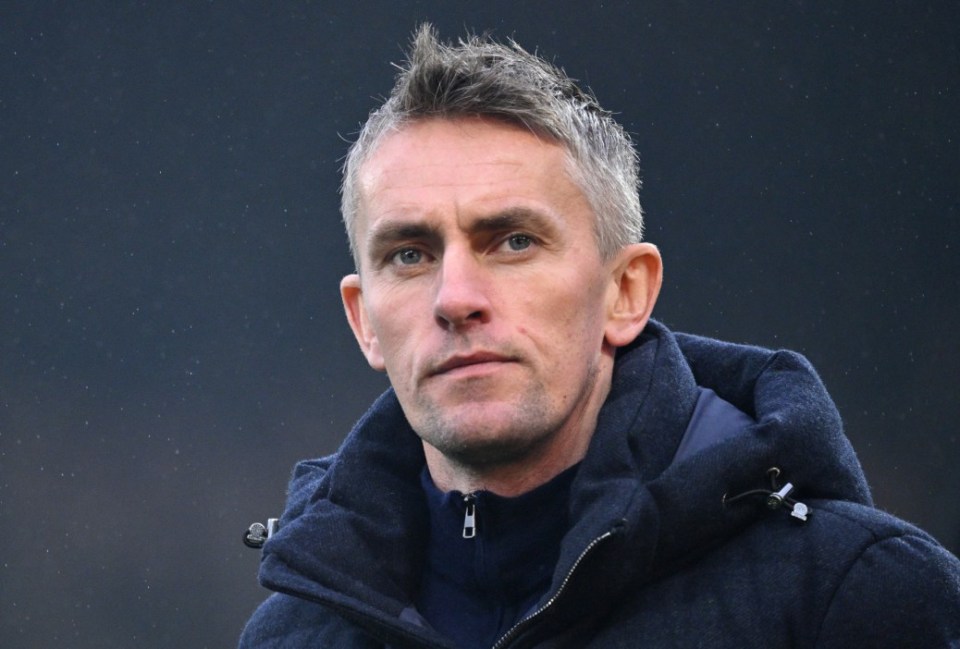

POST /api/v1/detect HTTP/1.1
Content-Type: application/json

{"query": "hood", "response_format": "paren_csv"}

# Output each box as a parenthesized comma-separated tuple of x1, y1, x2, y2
(544, 320, 872, 617)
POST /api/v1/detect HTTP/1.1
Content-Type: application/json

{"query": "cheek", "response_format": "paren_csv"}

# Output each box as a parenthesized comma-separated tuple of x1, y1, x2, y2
(369, 295, 426, 374)
(518, 285, 606, 358)
(375, 319, 410, 363)
(547, 279, 607, 330)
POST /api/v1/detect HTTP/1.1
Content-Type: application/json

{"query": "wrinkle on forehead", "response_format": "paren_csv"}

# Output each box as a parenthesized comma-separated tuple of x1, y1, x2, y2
(362, 156, 534, 193)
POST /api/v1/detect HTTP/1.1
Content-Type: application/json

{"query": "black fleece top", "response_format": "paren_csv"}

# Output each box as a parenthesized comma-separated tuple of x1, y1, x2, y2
(417, 465, 579, 649)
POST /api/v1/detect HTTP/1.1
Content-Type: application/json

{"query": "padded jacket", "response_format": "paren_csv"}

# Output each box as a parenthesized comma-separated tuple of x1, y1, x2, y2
(240, 321, 960, 648)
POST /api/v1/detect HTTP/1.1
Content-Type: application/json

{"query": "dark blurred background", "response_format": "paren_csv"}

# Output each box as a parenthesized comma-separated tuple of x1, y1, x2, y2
(2, 1, 957, 647)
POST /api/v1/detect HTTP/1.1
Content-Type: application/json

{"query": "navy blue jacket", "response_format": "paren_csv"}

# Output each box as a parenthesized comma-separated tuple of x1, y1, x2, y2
(240, 321, 960, 647)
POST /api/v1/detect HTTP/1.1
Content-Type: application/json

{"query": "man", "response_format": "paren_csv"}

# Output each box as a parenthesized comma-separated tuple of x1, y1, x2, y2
(240, 25, 960, 648)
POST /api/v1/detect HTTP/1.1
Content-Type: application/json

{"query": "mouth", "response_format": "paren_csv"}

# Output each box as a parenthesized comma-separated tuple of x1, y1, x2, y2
(429, 352, 516, 377)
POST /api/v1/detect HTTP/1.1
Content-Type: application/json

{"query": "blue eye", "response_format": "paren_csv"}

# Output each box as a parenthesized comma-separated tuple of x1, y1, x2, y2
(506, 234, 533, 251)
(393, 248, 423, 265)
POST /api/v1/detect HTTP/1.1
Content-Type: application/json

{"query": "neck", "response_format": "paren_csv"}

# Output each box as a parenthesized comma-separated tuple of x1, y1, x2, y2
(424, 443, 586, 497)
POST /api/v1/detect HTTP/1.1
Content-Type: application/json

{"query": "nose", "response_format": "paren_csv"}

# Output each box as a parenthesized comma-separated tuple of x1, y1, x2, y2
(433, 247, 491, 330)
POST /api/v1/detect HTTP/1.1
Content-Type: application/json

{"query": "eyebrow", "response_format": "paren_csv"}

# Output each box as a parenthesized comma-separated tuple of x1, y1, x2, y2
(470, 207, 556, 236)
(366, 221, 443, 262)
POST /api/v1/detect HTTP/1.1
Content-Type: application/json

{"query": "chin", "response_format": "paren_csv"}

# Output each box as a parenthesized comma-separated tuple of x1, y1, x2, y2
(431, 432, 547, 470)
(419, 412, 555, 469)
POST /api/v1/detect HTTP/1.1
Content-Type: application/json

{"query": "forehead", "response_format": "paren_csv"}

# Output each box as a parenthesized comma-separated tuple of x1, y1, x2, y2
(354, 117, 586, 236)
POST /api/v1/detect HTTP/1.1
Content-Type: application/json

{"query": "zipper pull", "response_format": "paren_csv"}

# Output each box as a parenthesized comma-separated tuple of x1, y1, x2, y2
(462, 495, 477, 539)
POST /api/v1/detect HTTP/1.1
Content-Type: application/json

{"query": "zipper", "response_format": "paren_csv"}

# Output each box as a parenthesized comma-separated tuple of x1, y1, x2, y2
(462, 494, 477, 539)
(490, 527, 618, 649)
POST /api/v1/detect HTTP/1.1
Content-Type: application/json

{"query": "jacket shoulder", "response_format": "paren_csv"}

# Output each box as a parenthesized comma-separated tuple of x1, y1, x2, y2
(810, 500, 960, 647)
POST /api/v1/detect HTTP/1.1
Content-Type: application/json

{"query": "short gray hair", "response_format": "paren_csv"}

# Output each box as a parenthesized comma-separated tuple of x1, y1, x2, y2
(341, 24, 643, 266)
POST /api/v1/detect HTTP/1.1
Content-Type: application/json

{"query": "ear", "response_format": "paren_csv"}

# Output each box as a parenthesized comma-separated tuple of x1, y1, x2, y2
(604, 243, 663, 347)
(340, 273, 386, 371)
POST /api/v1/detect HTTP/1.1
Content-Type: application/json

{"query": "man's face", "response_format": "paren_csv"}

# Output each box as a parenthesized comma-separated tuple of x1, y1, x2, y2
(341, 117, 645, 474)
